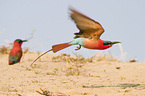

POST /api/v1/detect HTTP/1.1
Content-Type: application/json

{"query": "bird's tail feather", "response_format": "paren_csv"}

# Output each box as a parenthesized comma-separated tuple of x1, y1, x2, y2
(9, 61, 15, 65)
(52, 43, 72, 53)
(31, 43, 71, 67)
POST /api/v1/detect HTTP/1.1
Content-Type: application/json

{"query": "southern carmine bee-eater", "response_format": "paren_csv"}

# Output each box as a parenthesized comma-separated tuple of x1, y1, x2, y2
(9, 39, 27, 65)
(31, 8, 121, 66)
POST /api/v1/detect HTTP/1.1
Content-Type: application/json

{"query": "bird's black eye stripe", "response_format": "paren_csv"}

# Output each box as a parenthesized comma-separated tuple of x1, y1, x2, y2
(103, 41, 112, 45)
(18, 40, 23, 43)
(19, 41, 22, 43)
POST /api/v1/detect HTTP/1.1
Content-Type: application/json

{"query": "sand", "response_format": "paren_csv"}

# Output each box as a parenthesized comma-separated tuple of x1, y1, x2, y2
(0, 52, 145, 96)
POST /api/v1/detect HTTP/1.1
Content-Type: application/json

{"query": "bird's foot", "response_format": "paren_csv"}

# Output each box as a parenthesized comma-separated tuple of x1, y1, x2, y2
(75, 45, 81, 50)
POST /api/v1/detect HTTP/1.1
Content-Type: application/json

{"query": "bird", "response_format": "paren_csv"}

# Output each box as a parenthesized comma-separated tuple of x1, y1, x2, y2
(31, 8, 121, 66)
(9, 39, 27, 65)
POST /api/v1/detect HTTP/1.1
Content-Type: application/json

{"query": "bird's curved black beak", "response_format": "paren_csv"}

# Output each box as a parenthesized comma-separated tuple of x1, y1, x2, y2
(112, 41, 121, 45)
(22, 40, 28, 42)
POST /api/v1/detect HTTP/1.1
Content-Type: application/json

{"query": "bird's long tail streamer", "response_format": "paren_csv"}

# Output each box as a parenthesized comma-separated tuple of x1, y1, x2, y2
(30, 43, 72, 67)
(30, 49, 53, 67)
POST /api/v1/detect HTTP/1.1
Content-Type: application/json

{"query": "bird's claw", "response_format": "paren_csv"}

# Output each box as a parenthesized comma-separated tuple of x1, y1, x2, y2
(75, 45, 81, 50)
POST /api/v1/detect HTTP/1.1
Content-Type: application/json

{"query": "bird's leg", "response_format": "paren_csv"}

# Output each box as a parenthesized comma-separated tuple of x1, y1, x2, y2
(75, 45, 81, 50)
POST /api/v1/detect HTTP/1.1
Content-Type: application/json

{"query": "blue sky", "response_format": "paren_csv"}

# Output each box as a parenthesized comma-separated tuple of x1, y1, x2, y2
(0, 0, 145, 61)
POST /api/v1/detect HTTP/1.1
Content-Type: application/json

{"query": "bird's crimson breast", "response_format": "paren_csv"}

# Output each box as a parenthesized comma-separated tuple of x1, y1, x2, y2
(84, 39, 112, 50)
(10, 42, 22, 56)
(10, 47, 22, 56)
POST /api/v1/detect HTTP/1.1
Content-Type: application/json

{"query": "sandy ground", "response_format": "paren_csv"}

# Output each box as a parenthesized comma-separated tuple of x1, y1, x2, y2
(0, 52, 145, 96)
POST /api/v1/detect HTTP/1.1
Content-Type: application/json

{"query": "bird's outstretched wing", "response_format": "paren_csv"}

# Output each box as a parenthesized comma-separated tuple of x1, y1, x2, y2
(70, 8, 104, 40)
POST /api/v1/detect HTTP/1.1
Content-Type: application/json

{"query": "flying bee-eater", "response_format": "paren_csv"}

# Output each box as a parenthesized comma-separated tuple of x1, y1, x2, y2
(9, 39, 27, 65)
(31, 8, 121, 66)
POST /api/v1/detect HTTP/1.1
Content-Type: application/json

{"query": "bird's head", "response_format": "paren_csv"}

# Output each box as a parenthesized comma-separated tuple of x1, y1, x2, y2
(102, 40, 121, 49)
(14, 39, 27, 46)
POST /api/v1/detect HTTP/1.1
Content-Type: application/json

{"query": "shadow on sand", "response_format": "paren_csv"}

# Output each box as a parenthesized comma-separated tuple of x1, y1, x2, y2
(83, 83, 145, 89)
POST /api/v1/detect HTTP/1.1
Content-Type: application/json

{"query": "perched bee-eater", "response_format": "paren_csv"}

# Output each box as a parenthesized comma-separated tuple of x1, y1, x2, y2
(31, 8, 120, 65)
(9, 39, 27, 65)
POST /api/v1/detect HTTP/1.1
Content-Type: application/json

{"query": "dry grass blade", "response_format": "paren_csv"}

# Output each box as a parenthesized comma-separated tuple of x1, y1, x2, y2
(52, 53, 92, 76)
(23, 47, 29, 54)
(36, 88, 67, 96)
(0, 45, 10, 54)
(52, 53, 93, 63)
(92, 51, 119, 62)
(36, 88, 52, 96)
(118, 43, 125, 62)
